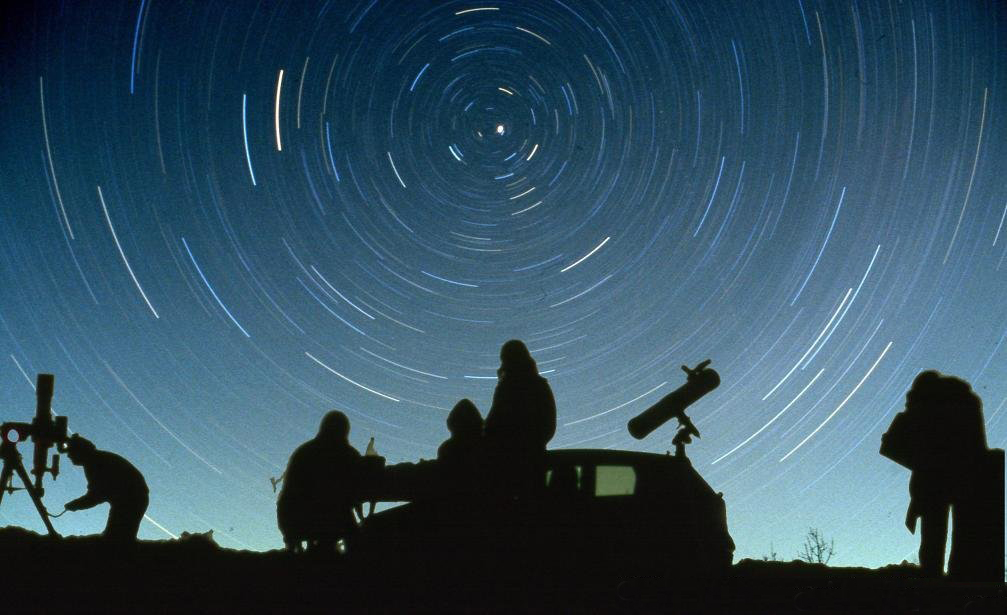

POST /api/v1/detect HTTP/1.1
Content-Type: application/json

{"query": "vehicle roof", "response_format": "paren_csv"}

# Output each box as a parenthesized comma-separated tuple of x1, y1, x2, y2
(545, 448, 688, 465)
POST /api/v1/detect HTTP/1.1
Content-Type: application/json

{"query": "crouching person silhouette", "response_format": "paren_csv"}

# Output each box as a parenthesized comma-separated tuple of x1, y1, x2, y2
(277, 410, 362, 554)
(63, 434, 149, 542)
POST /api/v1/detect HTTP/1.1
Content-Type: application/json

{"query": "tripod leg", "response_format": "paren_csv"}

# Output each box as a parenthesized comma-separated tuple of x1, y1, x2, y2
(0, 462, 11, 507)
(12, 459, 59, 537)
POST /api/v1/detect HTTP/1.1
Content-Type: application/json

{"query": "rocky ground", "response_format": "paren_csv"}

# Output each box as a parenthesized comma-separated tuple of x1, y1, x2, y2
(2, 527, 1003, 613)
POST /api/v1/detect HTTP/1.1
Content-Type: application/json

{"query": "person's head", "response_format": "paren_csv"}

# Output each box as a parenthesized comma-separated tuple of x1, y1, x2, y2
(317, 410, 350, 442)
(906, 370, 987, 452)
(498, 339, 537, 379)
(65, 434, 97, 466)
(907, 370, 977, 409)
(447, 398, 483, 438)
(935, 375, 986, 449)
(906, 370, 942, 412)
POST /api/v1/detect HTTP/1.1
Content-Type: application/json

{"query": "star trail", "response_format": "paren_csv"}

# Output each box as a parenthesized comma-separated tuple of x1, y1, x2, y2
(0, 0, 1004, 566)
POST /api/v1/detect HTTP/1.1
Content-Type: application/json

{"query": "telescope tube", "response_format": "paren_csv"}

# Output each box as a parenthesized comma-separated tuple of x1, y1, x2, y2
(628, 362, 719, 440)
(32, 373, 55, 492)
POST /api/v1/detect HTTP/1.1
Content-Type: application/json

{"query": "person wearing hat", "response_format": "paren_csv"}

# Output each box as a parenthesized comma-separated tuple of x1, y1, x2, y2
(64, 434, 149, 541)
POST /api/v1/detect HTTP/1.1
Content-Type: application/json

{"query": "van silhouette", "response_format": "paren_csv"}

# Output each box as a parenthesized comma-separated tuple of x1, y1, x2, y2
(351, 448, 734, 587)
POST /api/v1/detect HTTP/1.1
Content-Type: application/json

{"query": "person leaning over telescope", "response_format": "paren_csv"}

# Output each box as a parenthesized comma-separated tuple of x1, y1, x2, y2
(62, 434, 149, 542)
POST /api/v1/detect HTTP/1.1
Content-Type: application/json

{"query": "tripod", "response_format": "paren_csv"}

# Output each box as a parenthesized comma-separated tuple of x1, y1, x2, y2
(0, 439, 59, 536)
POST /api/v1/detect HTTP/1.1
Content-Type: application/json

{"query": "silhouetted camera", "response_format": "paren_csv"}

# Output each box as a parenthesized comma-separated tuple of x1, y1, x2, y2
(1, 374, 69, 492)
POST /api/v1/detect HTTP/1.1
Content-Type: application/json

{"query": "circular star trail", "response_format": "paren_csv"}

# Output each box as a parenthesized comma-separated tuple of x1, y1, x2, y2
(0, 0, 1004, 565)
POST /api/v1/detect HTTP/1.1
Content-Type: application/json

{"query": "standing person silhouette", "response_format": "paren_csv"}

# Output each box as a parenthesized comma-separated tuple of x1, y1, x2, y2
(63, 434, 149, 542)
(484, 340, 556, 496)
(277, 410, 363, 554)
(881, 371, 1004, 580)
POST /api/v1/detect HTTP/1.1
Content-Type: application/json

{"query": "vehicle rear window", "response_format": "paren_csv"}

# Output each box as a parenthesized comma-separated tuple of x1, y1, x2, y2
(595, 465, 635, 496)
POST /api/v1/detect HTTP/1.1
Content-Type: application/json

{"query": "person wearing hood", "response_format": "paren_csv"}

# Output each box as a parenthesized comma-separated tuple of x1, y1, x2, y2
(437, 398, 485, 497)
(277, 410, 362, 553)
(484, 340, 556, 495)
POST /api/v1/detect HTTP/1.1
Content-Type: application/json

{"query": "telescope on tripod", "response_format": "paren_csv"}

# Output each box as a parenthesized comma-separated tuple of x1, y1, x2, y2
(1, 373, 69, 536)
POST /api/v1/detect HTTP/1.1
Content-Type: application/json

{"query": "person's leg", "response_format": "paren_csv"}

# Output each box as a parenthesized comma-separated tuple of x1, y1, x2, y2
(124, 493, 149, 540)
(918, 502, 950, 577)
(104, 506, 135, 541)
(104, 493, 148, 541)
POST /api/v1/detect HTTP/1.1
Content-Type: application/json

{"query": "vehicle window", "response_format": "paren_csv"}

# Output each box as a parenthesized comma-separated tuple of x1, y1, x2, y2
(546, 465, 582, 494)
(595, 465, 635, 496)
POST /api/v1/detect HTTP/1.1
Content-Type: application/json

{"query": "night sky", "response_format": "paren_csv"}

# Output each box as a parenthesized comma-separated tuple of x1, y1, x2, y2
(1, 0, 1004, 567)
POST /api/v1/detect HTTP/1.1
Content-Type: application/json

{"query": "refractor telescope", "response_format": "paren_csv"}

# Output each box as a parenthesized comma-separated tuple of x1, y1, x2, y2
(1, 373, 69, 536)
(627, 360, 719, 453)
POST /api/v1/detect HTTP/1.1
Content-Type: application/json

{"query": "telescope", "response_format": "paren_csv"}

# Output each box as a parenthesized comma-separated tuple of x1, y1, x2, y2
(1, 373, 68, 536)
(628, 360, 719, 444)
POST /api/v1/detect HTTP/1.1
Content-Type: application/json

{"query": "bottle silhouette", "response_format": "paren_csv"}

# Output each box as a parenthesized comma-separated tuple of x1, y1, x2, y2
(363, 437, 378, 517)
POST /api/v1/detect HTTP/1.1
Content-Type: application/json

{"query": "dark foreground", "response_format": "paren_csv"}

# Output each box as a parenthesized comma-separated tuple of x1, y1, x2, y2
(3, 528, 1003, 613)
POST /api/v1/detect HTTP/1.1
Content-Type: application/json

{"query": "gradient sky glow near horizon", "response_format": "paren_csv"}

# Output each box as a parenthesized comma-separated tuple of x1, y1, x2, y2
(0, 0, 1004, 568)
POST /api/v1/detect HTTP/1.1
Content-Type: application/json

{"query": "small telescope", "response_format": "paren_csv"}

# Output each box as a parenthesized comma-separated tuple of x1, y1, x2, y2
(1, 373, 68, 536)
(628, 360, 719, 443)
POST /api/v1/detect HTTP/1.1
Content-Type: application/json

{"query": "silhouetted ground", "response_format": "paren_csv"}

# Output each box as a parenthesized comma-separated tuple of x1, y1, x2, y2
(2, 527, 1003, 613)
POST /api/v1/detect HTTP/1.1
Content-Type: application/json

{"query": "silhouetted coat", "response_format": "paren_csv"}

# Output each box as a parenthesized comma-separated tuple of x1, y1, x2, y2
(437, 399, 485, 497)
(277, 438, 361, 548)
(484, 370, 556, 495)
(485, 372, 556, 454)
(882, 371, 1002, 580)
(67, 450, 149, 541)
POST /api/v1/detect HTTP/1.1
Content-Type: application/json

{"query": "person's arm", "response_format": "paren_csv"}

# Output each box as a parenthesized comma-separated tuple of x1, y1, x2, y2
(484, 382, 508, 437)
(65, 490, 103, 511)
(541, 380, 557, 445)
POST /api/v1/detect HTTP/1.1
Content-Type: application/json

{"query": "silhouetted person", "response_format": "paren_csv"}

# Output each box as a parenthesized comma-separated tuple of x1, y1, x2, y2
(484, 340, 556, 495)
(881, 371, 1004, 581)
(437, 399, 484, 497)
(63, 434, 149, 542)
(277, 410, 362, 554)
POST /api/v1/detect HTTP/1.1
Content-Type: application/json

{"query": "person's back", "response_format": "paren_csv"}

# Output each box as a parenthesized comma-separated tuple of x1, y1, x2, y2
(277, 410, 362, 552)
(83, 449, 149, 507)
(485, 373, 556, 452)
(437, 399, 485, 497)
(64, 435, 149, 542)
(884, 371, 1001, 580)
(277, 439, 327, 544)
(484, 340, 556, 496)
(485, 340, 556, 452)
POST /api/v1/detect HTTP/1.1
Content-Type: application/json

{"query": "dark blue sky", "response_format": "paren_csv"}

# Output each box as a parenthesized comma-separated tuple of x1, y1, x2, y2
(0, 0, 1004, 566)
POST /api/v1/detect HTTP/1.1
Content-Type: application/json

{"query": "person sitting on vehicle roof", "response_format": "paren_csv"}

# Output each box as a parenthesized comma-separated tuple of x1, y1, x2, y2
(437, 398, 485, 498)
(484, 340, 556, 496)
